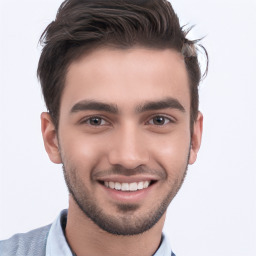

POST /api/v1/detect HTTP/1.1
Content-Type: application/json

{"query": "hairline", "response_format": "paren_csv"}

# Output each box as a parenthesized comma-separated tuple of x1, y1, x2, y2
(51, 43, 197, 133)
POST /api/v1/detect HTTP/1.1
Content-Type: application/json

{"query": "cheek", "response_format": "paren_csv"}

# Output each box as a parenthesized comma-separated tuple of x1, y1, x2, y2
(58, 128, 110, 169)
(150, 131, 191, 175)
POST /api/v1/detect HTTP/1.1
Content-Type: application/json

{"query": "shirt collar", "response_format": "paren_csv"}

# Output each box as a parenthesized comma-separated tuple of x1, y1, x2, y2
(153, 234, 172, 256)
(46, 209, 73, 256)
(46, 209, 173, 256)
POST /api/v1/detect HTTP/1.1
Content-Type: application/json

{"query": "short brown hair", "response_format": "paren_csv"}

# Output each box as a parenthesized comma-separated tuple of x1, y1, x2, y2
(38, 0, 208, 130)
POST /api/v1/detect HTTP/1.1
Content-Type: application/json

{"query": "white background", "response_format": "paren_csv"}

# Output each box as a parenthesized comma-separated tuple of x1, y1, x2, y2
(0, 0, 255, 255)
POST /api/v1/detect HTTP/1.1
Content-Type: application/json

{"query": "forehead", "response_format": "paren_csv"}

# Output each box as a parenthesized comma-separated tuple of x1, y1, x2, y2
(61, 47, 190, 113)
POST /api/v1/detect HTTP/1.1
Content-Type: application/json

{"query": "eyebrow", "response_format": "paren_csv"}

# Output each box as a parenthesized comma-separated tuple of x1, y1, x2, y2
(70, 97, 185, 115)
(136, 97, 185, 113)
(70, 100, 118, 114)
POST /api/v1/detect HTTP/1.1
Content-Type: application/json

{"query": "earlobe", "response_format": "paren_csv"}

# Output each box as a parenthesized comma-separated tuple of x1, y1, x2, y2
(41, 112, 62, 164)
(189, 112, 203, 165)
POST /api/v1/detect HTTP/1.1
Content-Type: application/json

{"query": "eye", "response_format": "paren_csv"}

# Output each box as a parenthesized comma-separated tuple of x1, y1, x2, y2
(148, 116, 173, 126)
(83, 116, 108, 126)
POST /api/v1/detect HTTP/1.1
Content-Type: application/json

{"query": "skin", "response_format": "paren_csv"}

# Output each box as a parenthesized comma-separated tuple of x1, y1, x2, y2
(41, 47, 203, 256)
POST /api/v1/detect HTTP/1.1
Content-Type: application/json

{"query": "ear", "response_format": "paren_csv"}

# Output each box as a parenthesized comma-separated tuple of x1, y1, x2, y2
(189, 111, 203, 165)
(41, 112, 62, 164)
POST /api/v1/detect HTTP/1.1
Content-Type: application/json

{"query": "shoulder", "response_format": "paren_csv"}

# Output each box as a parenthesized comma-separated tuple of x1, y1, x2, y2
(0, 224, 51, 256)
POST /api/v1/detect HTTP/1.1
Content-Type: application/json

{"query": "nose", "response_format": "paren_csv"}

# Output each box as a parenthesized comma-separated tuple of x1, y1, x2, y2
(108, 125, 149, 169)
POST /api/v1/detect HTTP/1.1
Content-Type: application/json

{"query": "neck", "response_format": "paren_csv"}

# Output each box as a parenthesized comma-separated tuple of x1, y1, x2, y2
(65, 197, 166, 256)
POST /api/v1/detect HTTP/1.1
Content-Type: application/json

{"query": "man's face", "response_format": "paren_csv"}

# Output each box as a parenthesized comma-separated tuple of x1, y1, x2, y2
(43, 47, 202, 235)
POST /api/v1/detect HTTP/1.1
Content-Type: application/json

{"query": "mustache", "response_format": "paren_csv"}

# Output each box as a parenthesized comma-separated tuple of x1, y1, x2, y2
(92, 166, 167, 180)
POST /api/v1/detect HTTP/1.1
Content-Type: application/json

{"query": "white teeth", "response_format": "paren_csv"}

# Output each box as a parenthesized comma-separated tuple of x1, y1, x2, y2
(103, 181, 151, 191)
(109, 181, 115, 189)
(122, 183, 129, 191)
(115, 182, 121, 190)
(137, 182, 144, 190)
(143, 181, 150, 188)
(129, 182, 137, 191)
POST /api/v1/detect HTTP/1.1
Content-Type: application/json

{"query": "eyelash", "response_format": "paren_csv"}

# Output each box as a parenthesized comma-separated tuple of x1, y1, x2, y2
(80, 115, 110, 126)
(80, 114, 174, 127)
(146, 115, 174, 126)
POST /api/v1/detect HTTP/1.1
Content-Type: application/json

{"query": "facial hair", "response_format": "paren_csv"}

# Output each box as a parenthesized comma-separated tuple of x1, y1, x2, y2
(61, 150, 190, 236)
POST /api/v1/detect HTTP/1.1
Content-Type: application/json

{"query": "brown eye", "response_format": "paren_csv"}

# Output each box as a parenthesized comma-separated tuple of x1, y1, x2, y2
(148, 116, 172, 126)
(89, 117, 102, 125)
(153, 116, 165, 125)
(83, 116, 108, 126)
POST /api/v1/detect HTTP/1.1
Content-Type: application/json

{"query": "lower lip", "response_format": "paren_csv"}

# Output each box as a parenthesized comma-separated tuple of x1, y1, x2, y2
(100, 182, 156, 203)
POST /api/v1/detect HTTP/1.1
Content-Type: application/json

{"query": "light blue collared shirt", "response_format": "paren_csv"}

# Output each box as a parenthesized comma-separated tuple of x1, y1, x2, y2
(46, 209, 175, 256)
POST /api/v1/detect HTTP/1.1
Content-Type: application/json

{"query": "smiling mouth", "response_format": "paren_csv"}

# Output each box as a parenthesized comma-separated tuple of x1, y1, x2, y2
(102, 181, 155, 192)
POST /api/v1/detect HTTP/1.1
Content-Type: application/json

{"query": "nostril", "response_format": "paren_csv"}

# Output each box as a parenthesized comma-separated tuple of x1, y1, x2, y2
(108, 153, 149, 170)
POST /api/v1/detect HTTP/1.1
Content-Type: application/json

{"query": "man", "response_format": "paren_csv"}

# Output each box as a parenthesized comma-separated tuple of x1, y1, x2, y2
(0, 0, 207, 255)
